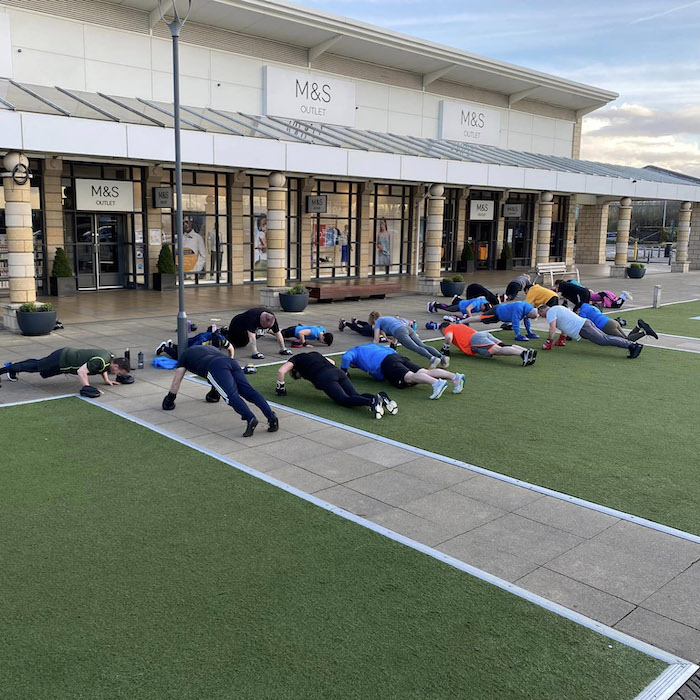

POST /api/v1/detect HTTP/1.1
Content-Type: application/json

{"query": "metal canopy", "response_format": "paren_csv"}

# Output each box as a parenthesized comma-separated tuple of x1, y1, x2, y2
(0, 79, 694, 189)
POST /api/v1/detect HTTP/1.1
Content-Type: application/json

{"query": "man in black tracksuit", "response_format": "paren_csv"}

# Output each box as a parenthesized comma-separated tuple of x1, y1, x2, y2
(554, 279, 591, 311)
(162, 345, 278, 437)
(227, 307, 292, 359)
(275, 351, 389, 419)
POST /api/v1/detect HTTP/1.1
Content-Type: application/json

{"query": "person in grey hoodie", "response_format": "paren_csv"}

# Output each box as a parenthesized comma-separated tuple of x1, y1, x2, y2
(504, 273, 532, 301)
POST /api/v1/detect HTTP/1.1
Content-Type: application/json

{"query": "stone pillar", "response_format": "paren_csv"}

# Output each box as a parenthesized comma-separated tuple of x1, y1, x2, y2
(455, 188, 468, 260)
(299, 178, 315, 283)
(2, 153, 35, 332)
(536, 191, 553, 265)
(259, 172, 286, 308)
(671, 201, 692, 273)
(575, 201, 610, 264)
(688, 203, 700, 271)
(417, 184, 444, 294)
(610, 197, 632, 277)
(495, 192, 506, 259)
(357, 181, 373, 279)
(230, 172, 246, 285)
(144, 165, 165, 287)
(43, 158, 64, 270)
(563, 198, 577, 267)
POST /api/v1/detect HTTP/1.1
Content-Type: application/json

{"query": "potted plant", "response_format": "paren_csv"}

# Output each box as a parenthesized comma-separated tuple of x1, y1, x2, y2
(16, 302, 57, 336)
(497, 242, 514, 270)
(456, 241, 475, 273)
(153, 244, 177, 291)
(626, 262, 646, 279)
(49, 247, 76, 297)
(440, 275, 466, 298)
(279, 284, 310, 312)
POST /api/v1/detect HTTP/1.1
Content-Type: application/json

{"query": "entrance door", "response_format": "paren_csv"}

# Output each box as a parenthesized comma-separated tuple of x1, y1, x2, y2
(76, 214, 126, 290)
(469, 221, 496, 269)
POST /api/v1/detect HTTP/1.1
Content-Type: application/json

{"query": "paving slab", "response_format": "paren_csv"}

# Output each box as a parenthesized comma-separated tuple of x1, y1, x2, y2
(314, 484, 393, 518)
(305, 425, 374, 450)
(189, 432, 249, 456)
(515, 567, 636, 626)
(344, 469, 445, 507)
(265, 464, 336, 494)
(403, 489, 506, 532)
(394, 456, 477, 487)
(344, 441, 420, 467)
(452, 474, 545, 511)
(641, 561, 700, 630)
(300, 451, 386, 482)
(257, 435, 338, 461)
(160, 419, 212, 439)
(225, 449, 293, 474)
(368, 508, 468, 547)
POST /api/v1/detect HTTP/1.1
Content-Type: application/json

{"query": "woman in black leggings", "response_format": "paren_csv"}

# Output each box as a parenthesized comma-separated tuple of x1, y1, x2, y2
(276, 351, 391, 419)
(338, 316, 388, 342)
(465, 283, 500, 306)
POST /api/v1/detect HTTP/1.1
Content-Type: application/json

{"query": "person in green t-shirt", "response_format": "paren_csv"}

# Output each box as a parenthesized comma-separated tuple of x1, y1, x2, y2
(1, 348, 130, 394)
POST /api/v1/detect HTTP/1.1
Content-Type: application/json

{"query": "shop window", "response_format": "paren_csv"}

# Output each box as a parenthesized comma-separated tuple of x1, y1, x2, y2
(504, 193, 535, 267)
(370, 185, 413, 275)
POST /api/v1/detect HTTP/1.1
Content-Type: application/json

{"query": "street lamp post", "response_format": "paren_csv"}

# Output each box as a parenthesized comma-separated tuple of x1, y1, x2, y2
(158, 0, 193, 353)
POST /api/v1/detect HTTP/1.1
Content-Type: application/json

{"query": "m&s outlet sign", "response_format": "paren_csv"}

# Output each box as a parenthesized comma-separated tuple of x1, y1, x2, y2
(264, 66, 356, 127)
(439, 100, 501, 146)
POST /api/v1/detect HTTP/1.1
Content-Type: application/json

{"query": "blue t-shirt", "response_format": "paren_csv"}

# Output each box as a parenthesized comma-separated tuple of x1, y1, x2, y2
(294, 325, 326, 340)
(458, 297, 487, 314)
(577, 303, 608, 330)
(341, 344, 396, 381)
(374, 316, 405, 337)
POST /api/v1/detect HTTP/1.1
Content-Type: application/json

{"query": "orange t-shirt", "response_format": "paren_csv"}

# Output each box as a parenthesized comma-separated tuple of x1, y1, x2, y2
(446, 323, 477, 356)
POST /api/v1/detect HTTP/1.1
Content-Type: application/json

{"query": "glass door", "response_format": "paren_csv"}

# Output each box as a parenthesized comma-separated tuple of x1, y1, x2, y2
(75, 214, 125, 289)
(76, 214, 97, 290)
(469, 221, 496, 269)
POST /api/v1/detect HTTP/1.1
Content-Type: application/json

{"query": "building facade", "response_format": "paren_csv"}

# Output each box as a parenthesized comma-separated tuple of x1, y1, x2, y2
(1, 0, 699, 322)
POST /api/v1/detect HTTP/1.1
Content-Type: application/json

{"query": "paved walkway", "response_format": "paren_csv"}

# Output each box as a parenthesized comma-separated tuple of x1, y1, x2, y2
(2, 267, 700, 669)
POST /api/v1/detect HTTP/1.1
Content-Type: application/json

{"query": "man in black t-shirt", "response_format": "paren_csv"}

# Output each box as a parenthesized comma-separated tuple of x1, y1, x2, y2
(554, 280, 591, 311)
(227, 307, 292, 359)
(275, 351, 391, 419)
(162, 345, 278, 437)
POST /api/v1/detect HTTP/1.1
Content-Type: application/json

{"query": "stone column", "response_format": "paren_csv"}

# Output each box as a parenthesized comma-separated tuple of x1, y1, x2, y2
(671, 201, 692, 273)
(230, 171, 246, 285)
(43, 158, 64, 271)
(417, 184, 444, 295)
(688, 203, 700, 271)
(1, 153, 35, 332)
(299, 178, 315, 283)
(563, 198, 577, 267)
(575, 200, 610, 264)
(536, 191, 554, 265)
(495, 191, 506, 259)
(610, 197, 632, 277)
(357, 181, 373, 279)
(259, 171, 286, 308)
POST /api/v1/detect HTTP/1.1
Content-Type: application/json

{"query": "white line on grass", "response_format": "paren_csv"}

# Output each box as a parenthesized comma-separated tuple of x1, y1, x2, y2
(0, 393, 75, 408)
(1, 394, 697, 699)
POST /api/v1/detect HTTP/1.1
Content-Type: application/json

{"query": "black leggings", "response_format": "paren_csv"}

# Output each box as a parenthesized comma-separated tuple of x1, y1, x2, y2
(467, 284, 499, 306)
(434, 302, 461, 312)
(8, 349, 62, 378)
(316, 371, 375, 408)
(207, 357, 275, 422)
(346, 320, 373, 337)
(505, 281, 522, 300)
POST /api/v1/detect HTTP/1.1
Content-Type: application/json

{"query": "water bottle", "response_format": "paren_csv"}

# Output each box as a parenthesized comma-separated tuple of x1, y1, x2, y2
(124, 348, 131, 371)
(137, 351, 144, 370)
(187, 320, 193, 333)
(412, 320, 417, 331)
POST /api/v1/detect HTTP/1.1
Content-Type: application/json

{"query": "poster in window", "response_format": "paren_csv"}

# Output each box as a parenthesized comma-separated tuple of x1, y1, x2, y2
(176, 213, 206, 273)
(254, 212, 267, 270)
(375, 218, 391, 266)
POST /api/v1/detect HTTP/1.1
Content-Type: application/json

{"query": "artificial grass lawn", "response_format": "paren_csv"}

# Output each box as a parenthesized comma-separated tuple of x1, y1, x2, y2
(0, 399, 663, 700)
(257, 338, 700, 536)
(613, 300, 700, 338)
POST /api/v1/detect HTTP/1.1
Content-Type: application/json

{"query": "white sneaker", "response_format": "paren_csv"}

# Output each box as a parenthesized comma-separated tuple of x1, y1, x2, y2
(429, 356, 440, 370)
(442, 315, 458, 324)
(371, 395, 384, 419)
(621, 290, 633, 301)
(440, 355, 450, 368)
(156, 341, 168, 355)
(429, 379, 448, 399)
(452, 373, 465, 394)
(379, 391, 398, 415)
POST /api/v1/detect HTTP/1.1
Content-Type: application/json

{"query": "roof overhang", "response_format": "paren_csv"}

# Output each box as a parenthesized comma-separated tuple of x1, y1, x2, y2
(110, 0, 617, 113)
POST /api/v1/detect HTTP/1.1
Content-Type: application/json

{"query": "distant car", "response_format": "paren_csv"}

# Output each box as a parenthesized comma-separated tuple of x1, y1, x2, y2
(606, 233, 617, 242)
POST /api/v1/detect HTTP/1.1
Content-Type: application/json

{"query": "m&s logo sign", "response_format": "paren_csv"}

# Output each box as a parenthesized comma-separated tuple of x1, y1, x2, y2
(295, 79, 331, 103)
(440, 100, 501, 146)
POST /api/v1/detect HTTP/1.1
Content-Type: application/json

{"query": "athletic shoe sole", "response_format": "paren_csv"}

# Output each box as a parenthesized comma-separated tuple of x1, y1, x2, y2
(429, 380, 448, 400)
(452, 374, 465, 394)
(638, 319, 658, 340)
(379, 391, 398, 415)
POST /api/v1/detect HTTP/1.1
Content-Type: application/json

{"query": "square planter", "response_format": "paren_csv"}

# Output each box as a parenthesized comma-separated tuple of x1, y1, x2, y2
(497, 259, 514, 270)
(153, 273, 177, 291)
(456, 261, 475, 273)
(49, 276, 76, 297)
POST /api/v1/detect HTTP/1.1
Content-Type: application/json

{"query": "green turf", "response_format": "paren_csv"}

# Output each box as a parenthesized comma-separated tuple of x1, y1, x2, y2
(0, 398, 663, 700)
(256, 338, 700, 536)
(613, 300, 700, 338)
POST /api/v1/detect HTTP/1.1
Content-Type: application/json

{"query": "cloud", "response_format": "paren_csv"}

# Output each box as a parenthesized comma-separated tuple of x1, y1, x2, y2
(583, 103, 700, 138)
(631, 0, 700, 23)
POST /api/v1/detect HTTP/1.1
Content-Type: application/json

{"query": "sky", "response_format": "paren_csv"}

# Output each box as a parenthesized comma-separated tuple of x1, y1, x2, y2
(303, 0, 700, 175)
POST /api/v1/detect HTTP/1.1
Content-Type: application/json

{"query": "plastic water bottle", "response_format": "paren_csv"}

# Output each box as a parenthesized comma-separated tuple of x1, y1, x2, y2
(124, 348, 131, 371)
(137, 351, 144, 370)
(412, 320, 418, 331)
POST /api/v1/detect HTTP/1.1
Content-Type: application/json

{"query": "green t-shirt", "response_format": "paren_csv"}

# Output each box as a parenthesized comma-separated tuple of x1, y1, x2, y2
(59, 348, 112, 375)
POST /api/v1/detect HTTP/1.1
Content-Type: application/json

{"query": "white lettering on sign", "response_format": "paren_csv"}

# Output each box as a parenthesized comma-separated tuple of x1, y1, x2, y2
(264, 66, 356, 127)
(306, 195, 328, 214)
(469, 200, 495, 221)
(439, 100, 501, 146)
(75, 179, 134, 212)
(504, 204, 523, 218)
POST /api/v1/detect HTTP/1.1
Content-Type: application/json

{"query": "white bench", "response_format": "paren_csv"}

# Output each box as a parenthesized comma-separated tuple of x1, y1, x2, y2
(534, 261, 580, 286)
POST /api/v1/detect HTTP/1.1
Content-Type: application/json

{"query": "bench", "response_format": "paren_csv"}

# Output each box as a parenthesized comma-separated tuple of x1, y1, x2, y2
(533, 261, 580, 286)
(306, 280, 402, 303)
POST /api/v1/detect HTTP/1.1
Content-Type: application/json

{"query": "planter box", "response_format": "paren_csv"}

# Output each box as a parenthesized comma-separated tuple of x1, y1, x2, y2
(497, 259, 514, 270)
(49, 276, 76, 297)
(626, 267, 646, 279)
(279, 293, 309, 312)
(456, 260, 475, 273)
(153, 273, 177, 291)
(16, 310, 57, 336)
(440, 281, 466, 298)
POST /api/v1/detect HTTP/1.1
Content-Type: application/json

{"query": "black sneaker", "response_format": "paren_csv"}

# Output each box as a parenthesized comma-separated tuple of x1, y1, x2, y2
(637, 319, 658, 340)
(242, 417, 259, 437)
(370, 395, 384, 419)
(521, 350, 529, 367)
(615, 317, 627, 327)
(628, 343, 643, 359)
(338, 318, 346, 331)
(451, 295, 462, 305)
(2, 363, 17, 381)
(500, 323, 513, 331)
(205, 387, 220, 403)
(268, 414, 279, 432)
(379, 391, 398, 415)
(528, 349, 538, 366)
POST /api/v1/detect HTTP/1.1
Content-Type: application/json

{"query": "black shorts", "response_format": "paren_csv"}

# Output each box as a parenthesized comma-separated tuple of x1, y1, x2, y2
(281, 326, 297, 339)
(480, 307, 500, 324)
(227, 324, 250, 348)
(380, 354, 421, 389)
(546, 297, 559, 307)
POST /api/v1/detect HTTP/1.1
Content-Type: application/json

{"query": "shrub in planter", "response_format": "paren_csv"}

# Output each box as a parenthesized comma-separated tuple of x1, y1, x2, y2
(16, 302, 57, 336)
(440, 274, 466, 298)
(497, 242, 514, 270)
(49, 247, 76, 297)
(279, 284, 309, 312)
(626, 262, 646, 279)
(153, 244, 177, 291)
(456, 241, 475, 273)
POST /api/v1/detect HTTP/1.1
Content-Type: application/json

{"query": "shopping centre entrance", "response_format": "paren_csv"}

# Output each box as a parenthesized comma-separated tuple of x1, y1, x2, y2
(74, 214, 127, 290)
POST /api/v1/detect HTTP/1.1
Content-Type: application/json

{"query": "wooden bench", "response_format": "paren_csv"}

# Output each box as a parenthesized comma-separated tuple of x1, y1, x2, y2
(533, 261, 580, 286)
(306, 280, 402, 303)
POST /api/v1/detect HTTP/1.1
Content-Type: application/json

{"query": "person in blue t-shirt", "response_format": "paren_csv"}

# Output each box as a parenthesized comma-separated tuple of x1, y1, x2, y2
(281, 324, 334, 348)
(341, 343, 464, 400)
(463, 301, 539, 341)
(427, 296, 492, 317)
(577, 303, 656, 341)
(368, 311, 448, 368)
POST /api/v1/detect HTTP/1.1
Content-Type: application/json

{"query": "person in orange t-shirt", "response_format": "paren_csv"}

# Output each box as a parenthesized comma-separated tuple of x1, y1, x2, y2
(440, 322, 537, 366)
